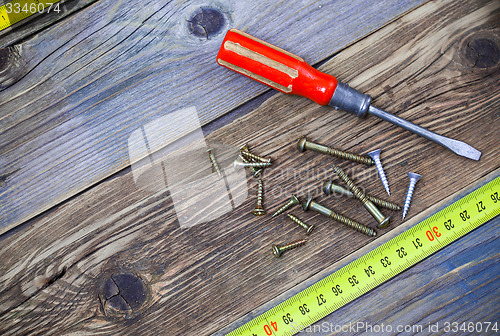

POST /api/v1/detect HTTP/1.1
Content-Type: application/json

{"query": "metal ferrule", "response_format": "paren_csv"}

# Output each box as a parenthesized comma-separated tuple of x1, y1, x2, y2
(329, 82, 371, 118)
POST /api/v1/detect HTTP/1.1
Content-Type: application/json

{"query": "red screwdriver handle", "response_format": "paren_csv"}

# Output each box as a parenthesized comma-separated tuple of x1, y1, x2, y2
(217, 29, 338, 106)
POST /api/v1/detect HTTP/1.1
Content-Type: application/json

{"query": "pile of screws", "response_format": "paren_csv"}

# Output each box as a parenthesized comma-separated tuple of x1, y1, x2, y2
(227, 137, 421, 258)
(237, 144, 273, 216)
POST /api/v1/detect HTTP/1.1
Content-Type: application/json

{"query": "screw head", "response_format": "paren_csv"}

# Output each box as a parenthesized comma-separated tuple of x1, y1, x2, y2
(367, 148, 381, 159)
(297, 136, 307, 152)
(290, 194, 300, 205)
(252, 207, 266, 216)
(407, 172, 422, 181)
(272, 244, 282, 257)
(377, 216, 391, 229)
(233, 158, 245, 170)
(306, 224, 315, 235)
(302, 196, 313, 211)
(323, 178, 333, 195)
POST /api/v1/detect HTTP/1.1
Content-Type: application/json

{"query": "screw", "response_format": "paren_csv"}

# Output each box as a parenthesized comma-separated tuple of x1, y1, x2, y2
(234, 158, 272, 170)
(252, 179, 265, 216)
(303, 196, 376, 237)
(323, 179, 401, 211)
(239, 144, 264, 176)
(367, 149, 390, 196)
(402, 172, 422, 220)
(287, 214, 314, 235)
(207, 148, 222, 177)
(272, 195, 300, 217)
(272, 239, 307, 257)
(297, 136, 374, 166)
(332, 166, 391, 229)
(241, 150, 271, 163)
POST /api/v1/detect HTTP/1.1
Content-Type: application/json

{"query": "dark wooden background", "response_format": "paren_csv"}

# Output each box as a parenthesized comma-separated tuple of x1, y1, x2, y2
(0, 0, 498, 335)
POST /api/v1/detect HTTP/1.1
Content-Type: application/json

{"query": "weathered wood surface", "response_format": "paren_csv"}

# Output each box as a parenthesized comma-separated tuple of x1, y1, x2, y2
(0, 0, 98, 49)
(0, 0, 427, 233)
(0, 0, 499, 335)
(218, 171, 500, 335)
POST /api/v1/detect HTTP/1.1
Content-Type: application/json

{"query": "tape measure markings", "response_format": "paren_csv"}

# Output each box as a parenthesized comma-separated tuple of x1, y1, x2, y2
(227, 177, 499, 336)
(0, 0, 62, 32)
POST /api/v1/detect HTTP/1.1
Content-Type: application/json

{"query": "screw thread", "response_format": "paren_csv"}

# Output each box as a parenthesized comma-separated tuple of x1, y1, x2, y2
(241, 150, 271, 163)
(333, 166, 369, 203)
(256, 179, 264, 206)
(325, 147, 374, 165)
(272, 195, 299, 217)
(280, 239, 307, 252)
(374, 159, 390, 195)
(239, 154, 262, 176)
(208, 150, 222, 177)
(327, 211, 376, 237)
(402, 183, 416, 219)
(287, 214, 313, 234)
(240, 161, 272, 168)
(367, 196, 401, 211)
(325, 181, 401, 210)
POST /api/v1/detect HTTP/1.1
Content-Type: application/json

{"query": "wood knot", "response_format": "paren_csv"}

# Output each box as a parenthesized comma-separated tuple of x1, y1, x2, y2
(0, 45, 25, 90)
(100, 273, 149, 319)
(187, 7, 226, 39)
(462, 33, 500, 68)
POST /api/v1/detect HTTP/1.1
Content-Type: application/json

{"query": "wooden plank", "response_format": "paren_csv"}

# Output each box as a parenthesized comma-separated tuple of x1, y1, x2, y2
(217, 170, 500, 335)
(0, 0, 427, 233)
(0, 0, 499, 334)
(0, 0, 98, 49)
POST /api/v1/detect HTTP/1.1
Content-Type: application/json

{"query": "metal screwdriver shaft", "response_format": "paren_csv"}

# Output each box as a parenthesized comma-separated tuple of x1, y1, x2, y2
(368, 106, 481, 161)
(217, 29, 481, 161)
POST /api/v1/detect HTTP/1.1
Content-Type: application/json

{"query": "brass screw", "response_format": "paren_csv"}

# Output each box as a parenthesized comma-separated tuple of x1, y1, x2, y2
(238, 154, 262, 177)
(252, 179, 265, 216)
(234, 158, 272, 170)
(241, 150, 271, 163)
(297, 136, 374, 166)
(272, 195, 300, 217)
(323, 179, 401, 211)
(239, 144, 263, 176)
(303, 196, 376, 237)
(207, 148, 222, 177)
(272, 239, 307, 257)
(287, 214, 314, 235)
(332, 166, 390, 229)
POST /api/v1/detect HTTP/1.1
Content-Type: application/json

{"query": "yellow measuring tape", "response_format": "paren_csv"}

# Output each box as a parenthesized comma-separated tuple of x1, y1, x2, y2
(0, 0, 61, 31)
(227, 176, 500, 336)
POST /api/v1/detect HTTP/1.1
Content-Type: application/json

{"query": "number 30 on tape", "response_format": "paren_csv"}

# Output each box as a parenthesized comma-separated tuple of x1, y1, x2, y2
(227, 177, 500, 336)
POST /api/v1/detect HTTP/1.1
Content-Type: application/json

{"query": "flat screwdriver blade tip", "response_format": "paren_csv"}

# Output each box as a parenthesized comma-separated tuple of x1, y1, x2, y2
(367, 106, 481, 161)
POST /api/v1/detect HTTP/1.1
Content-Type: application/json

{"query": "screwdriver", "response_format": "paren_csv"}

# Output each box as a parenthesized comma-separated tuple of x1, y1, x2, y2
(216, 29, 481, 161)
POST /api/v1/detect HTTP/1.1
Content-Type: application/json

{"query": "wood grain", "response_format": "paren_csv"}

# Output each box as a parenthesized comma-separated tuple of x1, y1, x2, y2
(0, 0, 427, 232)
(0, 0, 499, 335)
(0, 0, 97, 49)
(217, 170, 500, 335)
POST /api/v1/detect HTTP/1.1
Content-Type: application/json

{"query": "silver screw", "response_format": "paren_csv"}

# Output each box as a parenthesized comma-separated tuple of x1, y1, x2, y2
(402, 172, 422, 220)
(272, 195, 300, 217)
(367, 149, 390, 196)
